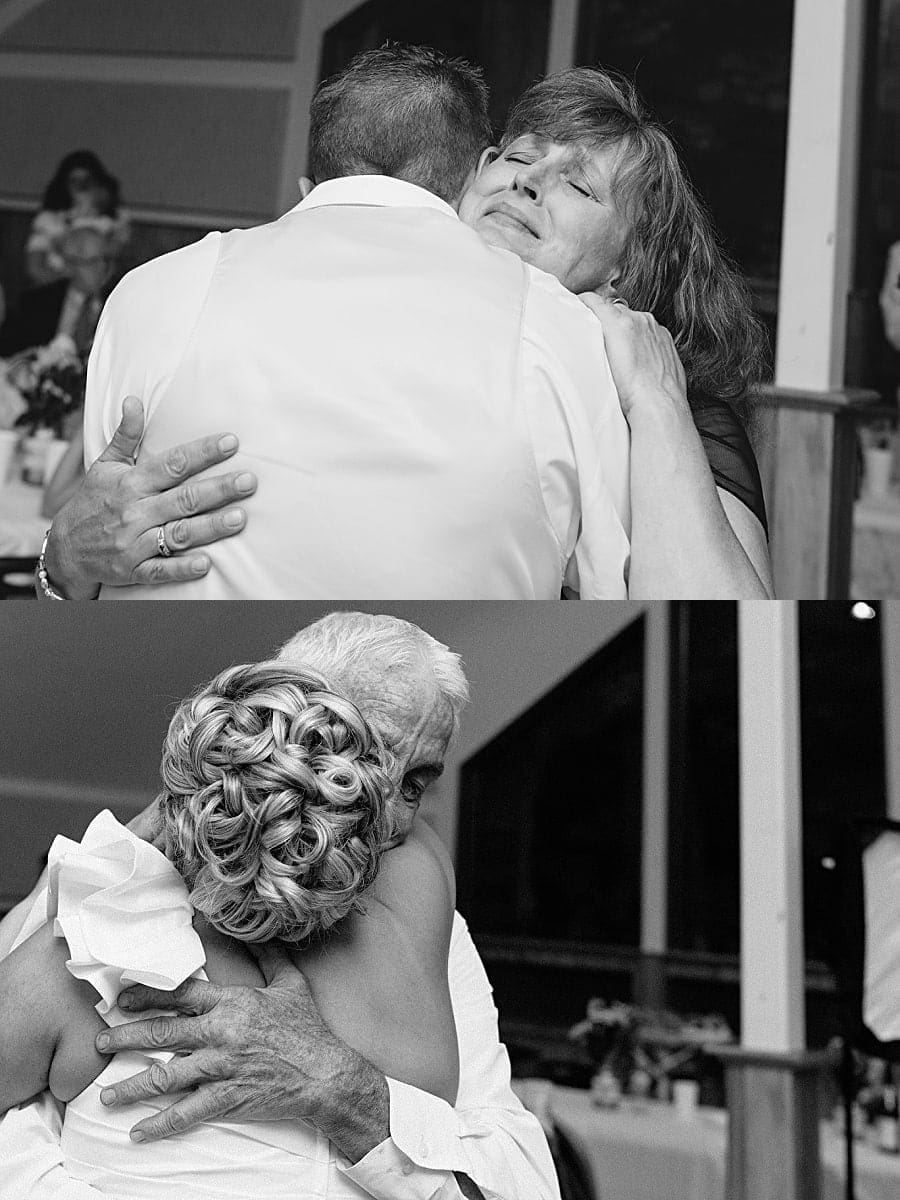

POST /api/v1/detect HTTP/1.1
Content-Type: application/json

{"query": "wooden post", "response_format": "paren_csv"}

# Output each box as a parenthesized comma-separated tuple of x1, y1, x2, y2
(717, 604, 830, 1200)
(763, 0, 869, 598)
(754, 387, 880, 598)
(775, 0, 865, 389)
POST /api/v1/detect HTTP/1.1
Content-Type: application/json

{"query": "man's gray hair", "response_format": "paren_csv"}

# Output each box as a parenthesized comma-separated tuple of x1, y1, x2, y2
(276, 611, 469, 735)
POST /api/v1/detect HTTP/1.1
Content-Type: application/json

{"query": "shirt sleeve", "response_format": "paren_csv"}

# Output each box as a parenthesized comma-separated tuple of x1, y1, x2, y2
(341, 914, 561, 1200)
(520, 269, 631, 599)
(82, 231, 222, 468)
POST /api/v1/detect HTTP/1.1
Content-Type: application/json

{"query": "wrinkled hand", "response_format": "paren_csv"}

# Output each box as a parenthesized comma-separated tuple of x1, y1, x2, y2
(95, 943, 387, 1156)
(43, 397, 257, 599)
(578, 294, 688, 419)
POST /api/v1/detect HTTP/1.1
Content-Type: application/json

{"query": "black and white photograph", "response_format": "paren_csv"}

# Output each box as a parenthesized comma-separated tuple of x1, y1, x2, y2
(2, 3, 900, 1200)
(0, 600, 898, 1200)
(0, 0, 895, 599)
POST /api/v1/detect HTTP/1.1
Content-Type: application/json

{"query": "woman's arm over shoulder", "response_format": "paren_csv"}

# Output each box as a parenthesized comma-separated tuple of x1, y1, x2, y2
(0, 920, 105, 1113)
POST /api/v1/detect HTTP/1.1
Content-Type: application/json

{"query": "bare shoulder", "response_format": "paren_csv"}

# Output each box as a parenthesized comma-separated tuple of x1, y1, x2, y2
(0, 920, 106, 1110)
(371, 819, 456, 945)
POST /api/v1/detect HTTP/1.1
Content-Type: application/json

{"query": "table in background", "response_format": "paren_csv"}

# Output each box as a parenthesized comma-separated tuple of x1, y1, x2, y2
(542, 1086, 900, 1200)
(0, 479, 45, 557)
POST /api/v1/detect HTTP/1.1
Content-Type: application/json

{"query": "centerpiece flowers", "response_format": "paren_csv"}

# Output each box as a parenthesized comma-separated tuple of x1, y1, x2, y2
(7, 334, 86, 439)
(569, 998, 734, 1108)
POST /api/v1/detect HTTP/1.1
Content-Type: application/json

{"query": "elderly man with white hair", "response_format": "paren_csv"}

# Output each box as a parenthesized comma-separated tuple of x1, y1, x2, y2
(0, 612, 560, 1200)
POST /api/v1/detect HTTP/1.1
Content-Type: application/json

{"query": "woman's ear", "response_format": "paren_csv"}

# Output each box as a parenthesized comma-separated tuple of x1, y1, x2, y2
(595, 276, 621, 301)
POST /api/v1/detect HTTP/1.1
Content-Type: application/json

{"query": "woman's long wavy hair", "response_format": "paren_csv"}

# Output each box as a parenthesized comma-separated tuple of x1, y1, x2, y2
(157, 662, 396, 945)
(502, 69, 769, 412)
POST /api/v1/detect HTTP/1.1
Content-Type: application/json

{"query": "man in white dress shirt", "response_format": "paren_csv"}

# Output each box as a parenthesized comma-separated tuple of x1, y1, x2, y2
(0, 613, 560, 1200)
(67, 44, 629, 600)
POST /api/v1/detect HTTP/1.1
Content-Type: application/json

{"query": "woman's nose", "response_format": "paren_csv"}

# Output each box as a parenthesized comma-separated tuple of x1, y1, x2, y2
(512, 163, 543, 202)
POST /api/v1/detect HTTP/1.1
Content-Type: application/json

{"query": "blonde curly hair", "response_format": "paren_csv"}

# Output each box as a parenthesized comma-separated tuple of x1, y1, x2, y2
(157, 662, 395, 944)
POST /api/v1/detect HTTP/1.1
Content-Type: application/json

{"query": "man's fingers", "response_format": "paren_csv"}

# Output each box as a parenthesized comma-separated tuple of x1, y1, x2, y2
(96, 1014, 208, 1056)
(154, 470, 257, 526)
(139, 432, 241, 492)
(118, 976, 223, 1015)
(130, 551, 212, 587)
(248, 941, 307, 989)
(99, 1054, 218, 1109)
(99, 396, 145, 465)
(127, 1083, 240, 1143)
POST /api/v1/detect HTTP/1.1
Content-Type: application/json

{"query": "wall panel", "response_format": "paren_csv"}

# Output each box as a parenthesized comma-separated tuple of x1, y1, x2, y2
(0, 0, 300, 59)
(0, 77, 289, 217)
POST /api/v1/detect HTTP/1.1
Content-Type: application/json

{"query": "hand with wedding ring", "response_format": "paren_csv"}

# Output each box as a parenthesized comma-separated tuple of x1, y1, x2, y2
(578, 292, 688, 419)
(41, 397, 257, 599)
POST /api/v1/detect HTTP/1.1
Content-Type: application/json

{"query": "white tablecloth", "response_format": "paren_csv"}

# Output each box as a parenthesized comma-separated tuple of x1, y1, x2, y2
(0, 479, 45, 557)
(543, 1086, 899, 1200)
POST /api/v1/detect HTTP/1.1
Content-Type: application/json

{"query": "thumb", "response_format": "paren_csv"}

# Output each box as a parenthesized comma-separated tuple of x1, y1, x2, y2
(248, 941, 308, 989)
(99, 396, 145, 464)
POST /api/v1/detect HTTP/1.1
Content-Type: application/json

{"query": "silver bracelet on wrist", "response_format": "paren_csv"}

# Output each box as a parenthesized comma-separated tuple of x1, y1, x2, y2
(37, 527, 67, 600)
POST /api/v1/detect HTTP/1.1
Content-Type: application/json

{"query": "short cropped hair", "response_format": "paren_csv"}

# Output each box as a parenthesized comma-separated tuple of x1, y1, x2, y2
(277, 611, 469, 741)
(158, 662, 394, 944)
(309, 43, 492, 204)
(503, 68, 768, 407)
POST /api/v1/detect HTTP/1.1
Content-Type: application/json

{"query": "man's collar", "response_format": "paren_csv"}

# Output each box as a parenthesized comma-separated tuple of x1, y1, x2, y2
(287, 175, 459, 220)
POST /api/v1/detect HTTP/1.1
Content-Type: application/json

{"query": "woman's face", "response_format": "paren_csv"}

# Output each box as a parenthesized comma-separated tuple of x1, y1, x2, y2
(458, 134, 628, 296)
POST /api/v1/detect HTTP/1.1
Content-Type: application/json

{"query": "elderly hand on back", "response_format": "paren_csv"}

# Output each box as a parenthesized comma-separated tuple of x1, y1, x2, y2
(94, 943, 389, 1163)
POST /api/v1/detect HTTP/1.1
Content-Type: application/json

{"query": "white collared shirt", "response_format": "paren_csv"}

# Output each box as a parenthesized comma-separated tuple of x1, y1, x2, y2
(84, 176, 630, 598)
(0, 910, 560, 1200)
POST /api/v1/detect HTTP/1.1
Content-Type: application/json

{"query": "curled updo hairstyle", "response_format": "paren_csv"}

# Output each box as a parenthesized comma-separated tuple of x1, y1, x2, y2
(157, 662, 395, 944)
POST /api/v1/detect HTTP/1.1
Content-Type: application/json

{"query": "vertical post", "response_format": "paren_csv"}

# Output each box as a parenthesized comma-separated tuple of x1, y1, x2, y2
(545, 0, 580, 75)
(738, 602, 804, 1050)
(765, 0, 870, 598)
(775, 0, 865, 389)
(637, 604, 669, 1009)
(715, 603, 833, 1200)
(882, 602, 900, 821)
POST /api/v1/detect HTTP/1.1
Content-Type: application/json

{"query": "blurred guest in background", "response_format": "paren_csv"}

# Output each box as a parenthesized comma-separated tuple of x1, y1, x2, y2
(0, 225, 116, 359)
(25, 150, 129, 288)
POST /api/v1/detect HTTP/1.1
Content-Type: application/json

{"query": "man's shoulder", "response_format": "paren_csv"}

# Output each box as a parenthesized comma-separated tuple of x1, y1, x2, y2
(108, 231, 222, 308)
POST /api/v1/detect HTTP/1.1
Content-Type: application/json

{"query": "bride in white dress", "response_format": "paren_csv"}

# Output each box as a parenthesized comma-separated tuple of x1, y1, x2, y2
(0, 662, 458, 1199)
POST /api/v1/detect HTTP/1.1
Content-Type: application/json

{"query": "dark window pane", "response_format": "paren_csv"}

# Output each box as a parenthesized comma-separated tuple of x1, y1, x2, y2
(321, 0, 552, 134)
(668, 602, 740, 956)
(799, 602, 886, 965)
(457, 616, 644, 948)
(577, 0, 793, 289)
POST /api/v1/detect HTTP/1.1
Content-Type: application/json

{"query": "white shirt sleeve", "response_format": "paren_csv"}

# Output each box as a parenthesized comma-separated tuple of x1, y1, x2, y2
(521, 269, 631, 599)
(341, 914, 561, 1200)
(82, 232, 222, 468)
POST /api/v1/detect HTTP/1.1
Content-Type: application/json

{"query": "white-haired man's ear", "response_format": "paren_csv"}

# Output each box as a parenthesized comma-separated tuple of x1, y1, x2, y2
(298, 176, 316, 199)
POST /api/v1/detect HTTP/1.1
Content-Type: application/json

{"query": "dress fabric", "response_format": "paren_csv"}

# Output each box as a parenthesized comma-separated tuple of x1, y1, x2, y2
(690, 393, 769, 538)
(43, 810, 370, 1200)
